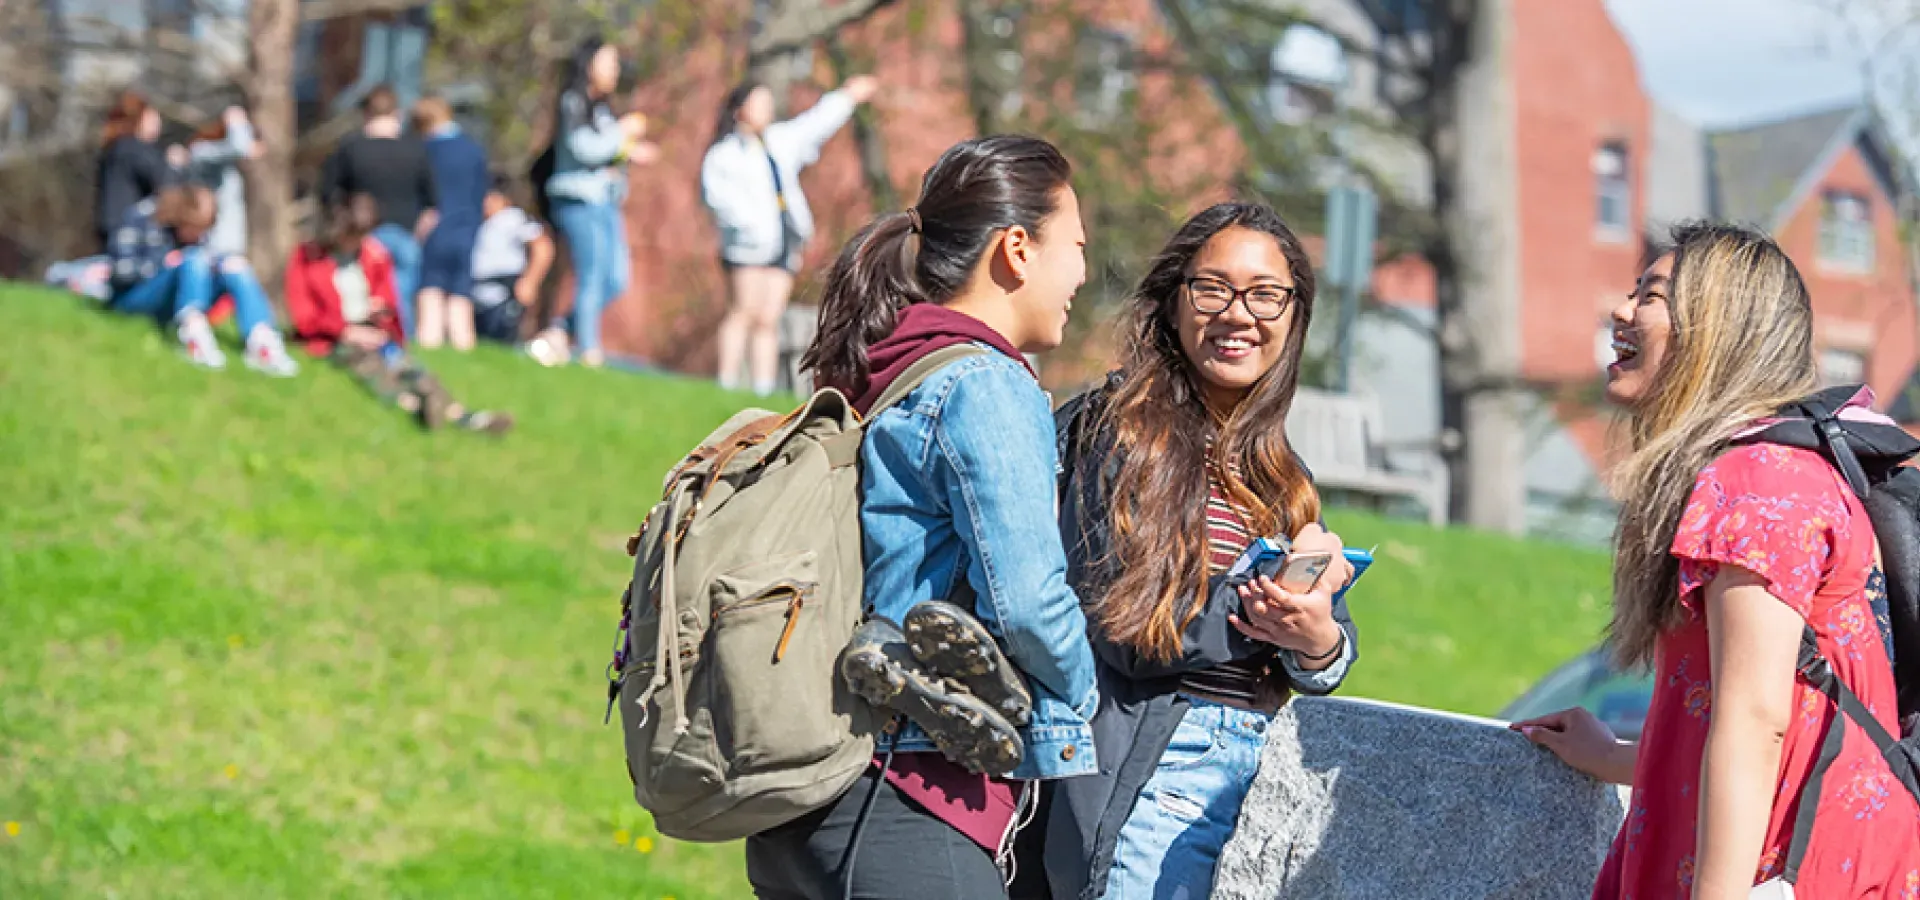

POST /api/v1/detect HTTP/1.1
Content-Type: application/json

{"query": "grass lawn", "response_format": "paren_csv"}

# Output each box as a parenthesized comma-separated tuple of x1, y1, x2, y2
(0, 284, 1611, 897)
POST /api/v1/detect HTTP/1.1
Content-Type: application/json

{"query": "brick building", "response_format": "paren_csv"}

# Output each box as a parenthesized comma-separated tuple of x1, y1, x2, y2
(1316, 0, 1917, 538)
(296, 0, 1915, 538)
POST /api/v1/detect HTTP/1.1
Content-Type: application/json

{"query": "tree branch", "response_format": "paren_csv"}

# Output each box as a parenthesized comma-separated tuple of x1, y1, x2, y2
(749, 0, 899, 60)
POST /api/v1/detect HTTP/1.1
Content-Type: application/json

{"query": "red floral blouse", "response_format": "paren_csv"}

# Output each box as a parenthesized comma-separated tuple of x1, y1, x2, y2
(1593, 445, 1920, 899)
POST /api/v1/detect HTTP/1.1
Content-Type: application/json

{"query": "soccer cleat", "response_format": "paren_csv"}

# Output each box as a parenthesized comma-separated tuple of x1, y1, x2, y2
(842, 616, 1024, 776)
(903, 600, 1034, 727)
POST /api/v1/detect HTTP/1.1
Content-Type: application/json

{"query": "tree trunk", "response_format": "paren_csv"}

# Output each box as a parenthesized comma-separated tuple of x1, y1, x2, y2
(245, 0, 300, 315)
(958, 0, 1022, 135)
(1432, 0, 1526, 533)
(823, 35, 896, 210)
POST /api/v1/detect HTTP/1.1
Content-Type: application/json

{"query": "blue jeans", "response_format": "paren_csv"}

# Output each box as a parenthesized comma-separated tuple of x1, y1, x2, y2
(1100, 698, 1269, 900)
(110, 247, 274, 338)
(551, 199, 628, 356)
(371, 224, 422, 340)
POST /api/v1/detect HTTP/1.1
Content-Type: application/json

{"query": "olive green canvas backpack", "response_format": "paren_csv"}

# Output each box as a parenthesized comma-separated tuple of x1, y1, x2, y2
(605, 346, 982, 842)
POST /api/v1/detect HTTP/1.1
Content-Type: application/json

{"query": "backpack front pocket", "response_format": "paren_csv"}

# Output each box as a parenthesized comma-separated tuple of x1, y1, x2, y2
(709, 552, 842, 773)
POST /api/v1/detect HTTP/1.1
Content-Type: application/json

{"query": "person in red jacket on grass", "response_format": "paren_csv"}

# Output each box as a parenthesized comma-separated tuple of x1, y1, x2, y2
(287, 194, 512, 434)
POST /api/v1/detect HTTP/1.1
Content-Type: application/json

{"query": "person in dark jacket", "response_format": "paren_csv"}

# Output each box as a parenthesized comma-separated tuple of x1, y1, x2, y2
(319, 84, 438, 339)
(411, 94, 491, 350)
(94, 90, 176, 251)
(1043, 203, 1360, 900)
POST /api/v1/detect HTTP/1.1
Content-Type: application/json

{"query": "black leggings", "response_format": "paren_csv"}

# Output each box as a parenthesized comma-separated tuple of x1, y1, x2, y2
(746, 769, 1008, 900)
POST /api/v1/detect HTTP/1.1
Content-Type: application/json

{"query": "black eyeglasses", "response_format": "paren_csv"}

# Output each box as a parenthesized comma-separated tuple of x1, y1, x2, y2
(1184, 277, 1296, 321)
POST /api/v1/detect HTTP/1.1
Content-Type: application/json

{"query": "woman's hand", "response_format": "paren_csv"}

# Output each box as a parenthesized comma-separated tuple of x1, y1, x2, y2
(1229, 523, 1348, 664)
(1290, 523, 1353, 595)
(1510, 707, 1637, 785)
(619, 112, 648, 141)
(842, 75, 879, 104)
(1231, 575, 1342, 661)
(625, 140, 661, 166)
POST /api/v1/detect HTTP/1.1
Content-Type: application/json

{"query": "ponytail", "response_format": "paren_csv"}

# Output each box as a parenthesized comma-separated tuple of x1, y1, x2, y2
(802, 135, 1074, 398)
(802, 212, 925, 395)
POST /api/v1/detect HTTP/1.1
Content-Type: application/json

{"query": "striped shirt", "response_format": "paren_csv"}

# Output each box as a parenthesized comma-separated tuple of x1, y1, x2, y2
(1179, 455, 1277, 706)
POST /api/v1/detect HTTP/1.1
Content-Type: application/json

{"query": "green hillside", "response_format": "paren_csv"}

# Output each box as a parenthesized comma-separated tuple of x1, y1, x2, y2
(0, 285, 1611, 897)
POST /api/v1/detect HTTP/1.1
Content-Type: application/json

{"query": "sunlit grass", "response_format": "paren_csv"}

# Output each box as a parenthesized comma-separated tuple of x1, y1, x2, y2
(0, 284, 1610, 896)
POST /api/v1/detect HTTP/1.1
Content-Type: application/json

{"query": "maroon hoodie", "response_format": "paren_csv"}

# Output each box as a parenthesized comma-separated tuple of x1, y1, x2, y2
(844, 303, 1035, 416)
(842, 302, 1032, 851)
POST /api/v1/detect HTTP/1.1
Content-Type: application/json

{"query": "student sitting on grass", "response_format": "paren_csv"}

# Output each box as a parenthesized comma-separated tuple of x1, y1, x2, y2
(104, 183, 299, 376)
(286, 194, 512, 435)
(468, 174, 555, 346)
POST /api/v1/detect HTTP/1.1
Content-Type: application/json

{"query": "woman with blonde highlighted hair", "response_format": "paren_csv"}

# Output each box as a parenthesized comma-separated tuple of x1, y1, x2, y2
(1515, 223, 1920, 898)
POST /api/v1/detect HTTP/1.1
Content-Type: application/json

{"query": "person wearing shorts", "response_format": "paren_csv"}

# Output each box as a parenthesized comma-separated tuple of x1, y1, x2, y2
(413, 95, 490, 350)
(470, 175, 554, 346)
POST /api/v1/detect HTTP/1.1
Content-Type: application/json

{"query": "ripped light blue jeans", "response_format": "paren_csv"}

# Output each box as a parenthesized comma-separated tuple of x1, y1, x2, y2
(1100, 697, 1269, 900)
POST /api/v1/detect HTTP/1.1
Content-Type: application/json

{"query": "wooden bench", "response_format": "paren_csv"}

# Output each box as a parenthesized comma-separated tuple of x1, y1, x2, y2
(1286, 387, 1448, 526)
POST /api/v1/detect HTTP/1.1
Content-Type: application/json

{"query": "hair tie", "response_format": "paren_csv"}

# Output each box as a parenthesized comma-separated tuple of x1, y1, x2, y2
(904, 207, 923, 234)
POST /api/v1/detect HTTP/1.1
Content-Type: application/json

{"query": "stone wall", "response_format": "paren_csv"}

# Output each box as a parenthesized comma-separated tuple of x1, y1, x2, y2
(1213, 696, 1629, 900)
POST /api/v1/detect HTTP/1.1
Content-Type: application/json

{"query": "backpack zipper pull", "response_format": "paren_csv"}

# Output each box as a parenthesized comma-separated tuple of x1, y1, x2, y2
(774, 593, 806, 663)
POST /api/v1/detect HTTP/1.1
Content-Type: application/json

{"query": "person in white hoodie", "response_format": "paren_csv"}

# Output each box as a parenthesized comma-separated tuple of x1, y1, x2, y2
(700, 75, 878, 395)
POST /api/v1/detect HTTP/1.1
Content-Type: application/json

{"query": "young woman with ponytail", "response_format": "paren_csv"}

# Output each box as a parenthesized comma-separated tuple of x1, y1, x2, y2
(746, 135, 1099, 899)
(1044, 203, 1360, 900)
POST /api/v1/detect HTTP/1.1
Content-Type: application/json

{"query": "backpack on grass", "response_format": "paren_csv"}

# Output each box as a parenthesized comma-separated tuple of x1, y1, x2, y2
(604, 345, 982, 843)
(1731, 384, 1920, 884)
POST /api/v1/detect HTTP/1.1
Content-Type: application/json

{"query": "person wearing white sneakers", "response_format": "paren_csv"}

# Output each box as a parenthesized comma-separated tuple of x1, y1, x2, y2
(104, 184, 299, 377)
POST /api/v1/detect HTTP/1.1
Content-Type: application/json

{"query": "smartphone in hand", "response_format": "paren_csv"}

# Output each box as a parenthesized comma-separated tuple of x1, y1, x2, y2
(1273, 551, 1334, 593)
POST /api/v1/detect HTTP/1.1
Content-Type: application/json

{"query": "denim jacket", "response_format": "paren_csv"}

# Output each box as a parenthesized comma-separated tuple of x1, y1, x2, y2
(859, 349, 1100, 779)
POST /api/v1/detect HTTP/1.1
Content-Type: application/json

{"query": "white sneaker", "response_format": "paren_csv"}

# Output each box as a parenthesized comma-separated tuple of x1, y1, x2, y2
(244, 328, 300, 378)
(526, 334, 568, 368)
(176, 314, 227, 370)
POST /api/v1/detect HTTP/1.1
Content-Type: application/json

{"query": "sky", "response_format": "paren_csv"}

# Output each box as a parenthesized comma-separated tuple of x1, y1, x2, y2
(1604, 0, 1883, 128)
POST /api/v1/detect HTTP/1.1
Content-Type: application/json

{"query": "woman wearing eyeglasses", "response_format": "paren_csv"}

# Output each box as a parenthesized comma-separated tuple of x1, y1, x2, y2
(1040, 203, 1360, 900)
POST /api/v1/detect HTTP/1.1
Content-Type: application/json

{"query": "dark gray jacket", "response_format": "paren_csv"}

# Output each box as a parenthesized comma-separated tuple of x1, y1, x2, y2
(1040, 378, 1360, 900)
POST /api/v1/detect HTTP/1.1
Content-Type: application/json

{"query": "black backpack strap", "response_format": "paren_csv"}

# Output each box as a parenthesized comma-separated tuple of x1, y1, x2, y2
(1815, 414, 1874, 500)
(1783, 625, 1914, 881)
(837, 721, 904, 900)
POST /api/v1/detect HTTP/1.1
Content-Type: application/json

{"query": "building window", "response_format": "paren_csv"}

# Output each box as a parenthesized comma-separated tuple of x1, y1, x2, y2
(1819, 346, 1867, 387)
(1819, 190, 1875, 273)
(1594, 141, 1631, 239)
(1074, 28, 1136, 128)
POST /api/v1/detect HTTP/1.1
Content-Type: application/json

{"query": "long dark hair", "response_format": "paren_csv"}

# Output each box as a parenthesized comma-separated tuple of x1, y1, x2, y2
(1096, 202, 1322, 661)
(560, 36, 610, 103)
(802, 135, 1074, 397)
(712, 82, 764, 147)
